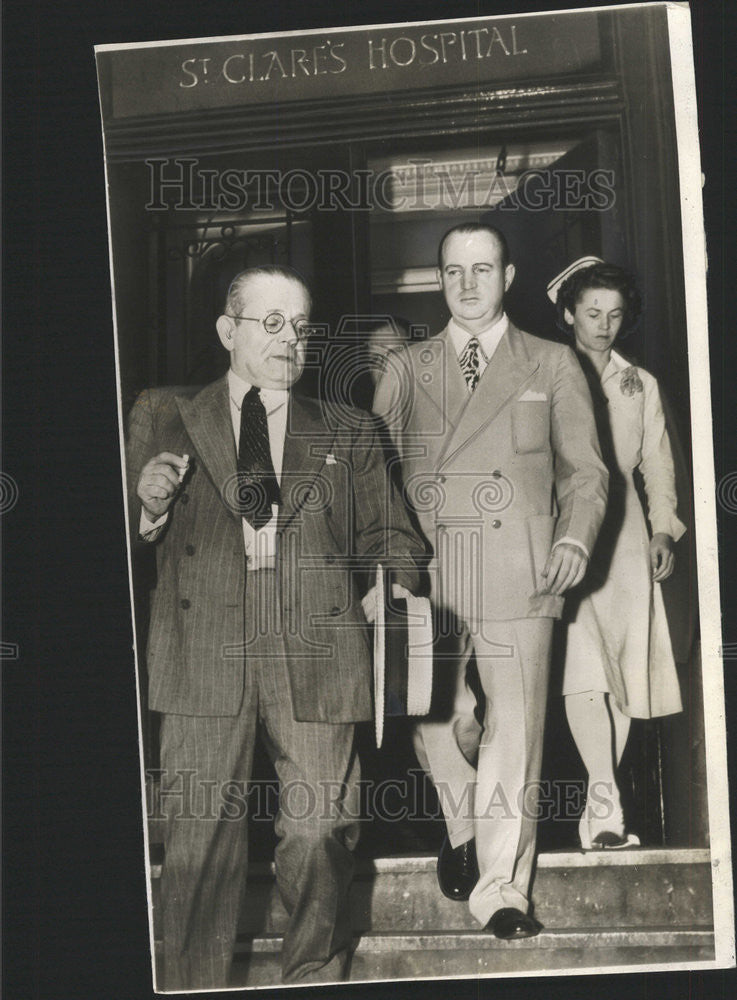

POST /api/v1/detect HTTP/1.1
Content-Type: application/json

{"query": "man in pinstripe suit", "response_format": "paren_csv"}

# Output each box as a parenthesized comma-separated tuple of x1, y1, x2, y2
(127, 266, 424, 989)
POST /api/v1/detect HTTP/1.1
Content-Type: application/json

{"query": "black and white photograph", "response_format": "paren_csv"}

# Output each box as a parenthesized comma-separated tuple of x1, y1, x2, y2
(89, 2, 732, 991)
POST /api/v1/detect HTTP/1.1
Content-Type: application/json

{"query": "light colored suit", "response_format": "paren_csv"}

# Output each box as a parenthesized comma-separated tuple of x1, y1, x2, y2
(127, 376, 424, 986)
(374, 322, 607, 923)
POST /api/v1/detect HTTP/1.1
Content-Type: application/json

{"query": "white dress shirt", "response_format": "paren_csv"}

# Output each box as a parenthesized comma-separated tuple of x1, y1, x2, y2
(139, 369, 289, 568)
(448, 313, 508, 376)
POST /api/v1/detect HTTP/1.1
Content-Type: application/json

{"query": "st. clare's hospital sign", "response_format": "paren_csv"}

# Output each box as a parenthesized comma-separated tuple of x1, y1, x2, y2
(99, 12, 601, 120)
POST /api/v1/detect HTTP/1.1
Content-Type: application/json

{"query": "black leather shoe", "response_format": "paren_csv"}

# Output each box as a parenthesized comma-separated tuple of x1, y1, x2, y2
(436, 836, 479, 901)
(591, 830, 628, 849)
(484, 907, 542, 940)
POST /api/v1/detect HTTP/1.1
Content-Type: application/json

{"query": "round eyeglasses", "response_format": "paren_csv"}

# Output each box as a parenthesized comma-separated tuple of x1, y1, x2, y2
(227, 311, 315, 340)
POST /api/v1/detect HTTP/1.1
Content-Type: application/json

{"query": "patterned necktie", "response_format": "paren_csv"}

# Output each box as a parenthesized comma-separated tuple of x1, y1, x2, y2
(237, 386, 281, 530)
(459, 337, 481, 393)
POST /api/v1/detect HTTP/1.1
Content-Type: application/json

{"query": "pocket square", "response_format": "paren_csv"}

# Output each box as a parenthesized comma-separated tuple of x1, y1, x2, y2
(325, 453, 337, 465)
(518, 390, 547, 402)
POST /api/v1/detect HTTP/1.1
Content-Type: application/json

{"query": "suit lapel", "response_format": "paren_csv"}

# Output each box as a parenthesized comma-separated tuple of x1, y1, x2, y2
(408, 329, 469, 454)
(278, 392, 336, 532)
(439, 324, 540, 469)
(415, 328, 467, 409)
(175, 377, 240, 519)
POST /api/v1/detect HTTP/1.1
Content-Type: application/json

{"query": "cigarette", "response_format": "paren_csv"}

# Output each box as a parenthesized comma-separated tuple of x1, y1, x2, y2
(178, 454, 189, 483)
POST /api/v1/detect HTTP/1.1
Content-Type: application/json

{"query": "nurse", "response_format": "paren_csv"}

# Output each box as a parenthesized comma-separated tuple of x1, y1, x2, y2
(550, 259, 685, 850)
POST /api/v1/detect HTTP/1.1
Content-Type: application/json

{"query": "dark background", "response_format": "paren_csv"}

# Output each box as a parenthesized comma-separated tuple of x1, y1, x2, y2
(3, 1, 735, 999)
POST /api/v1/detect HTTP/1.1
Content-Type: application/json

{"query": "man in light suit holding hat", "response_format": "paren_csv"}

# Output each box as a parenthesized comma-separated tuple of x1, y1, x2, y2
(374, 224, 608, 939)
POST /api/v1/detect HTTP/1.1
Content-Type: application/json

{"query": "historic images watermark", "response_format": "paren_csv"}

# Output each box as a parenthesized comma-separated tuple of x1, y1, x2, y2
(145, 159, 617, 214)
(0, 472, 20, 514)
(147, 769, 612, 825)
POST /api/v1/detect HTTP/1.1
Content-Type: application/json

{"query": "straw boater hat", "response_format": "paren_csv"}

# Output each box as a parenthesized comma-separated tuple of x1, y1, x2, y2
(372, 565, 433, 748)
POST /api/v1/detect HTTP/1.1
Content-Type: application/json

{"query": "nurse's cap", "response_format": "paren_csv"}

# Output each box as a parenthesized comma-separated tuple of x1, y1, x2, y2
(546, 256, 604, 304)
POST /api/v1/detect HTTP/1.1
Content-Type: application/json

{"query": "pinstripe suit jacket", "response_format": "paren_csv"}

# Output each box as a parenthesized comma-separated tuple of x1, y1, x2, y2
(126, 376, 424, 722)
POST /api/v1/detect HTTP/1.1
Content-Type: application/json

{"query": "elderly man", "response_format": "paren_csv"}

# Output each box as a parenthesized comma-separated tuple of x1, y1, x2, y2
(374, 225, 607, 939)
(127, 266, 424, 988)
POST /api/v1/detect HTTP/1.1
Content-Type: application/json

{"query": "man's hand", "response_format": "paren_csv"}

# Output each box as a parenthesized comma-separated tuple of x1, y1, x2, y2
(362, 582, 412, 623)
(539, 542, 588, 596)
(136, 452, 189, 522)
(650, 532, 675, 582)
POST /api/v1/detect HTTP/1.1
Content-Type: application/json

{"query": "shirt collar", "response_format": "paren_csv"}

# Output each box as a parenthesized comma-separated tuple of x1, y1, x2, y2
(228, 368, 289, 410)
(601, 349, 631, 385)
(448, 313, 508, 359)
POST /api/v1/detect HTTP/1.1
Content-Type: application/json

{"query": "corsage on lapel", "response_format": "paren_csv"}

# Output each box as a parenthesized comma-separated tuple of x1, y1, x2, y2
(619, 366, 643, 397)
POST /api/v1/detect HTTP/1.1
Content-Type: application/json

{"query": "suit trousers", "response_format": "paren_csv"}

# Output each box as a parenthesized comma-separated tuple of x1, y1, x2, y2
(414, 617, 553, 924)
(158, 569, 360, 990)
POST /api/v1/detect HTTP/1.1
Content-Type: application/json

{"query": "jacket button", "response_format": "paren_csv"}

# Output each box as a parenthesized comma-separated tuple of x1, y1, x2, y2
(492, 469, 502, 478)
(325, 554, 335, 564)
(180, 493, 189, 505)
(330, 606, 341, 616)
(492, 520, 501, 529)
(438, 475, 446, 484)
(185, 544, 195, 556)
(180, 599, 191, 609)
(326, 506, 333, 517)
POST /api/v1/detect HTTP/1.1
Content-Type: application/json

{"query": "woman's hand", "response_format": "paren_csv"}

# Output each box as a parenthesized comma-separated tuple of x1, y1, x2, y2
(650, 533, 675, 582)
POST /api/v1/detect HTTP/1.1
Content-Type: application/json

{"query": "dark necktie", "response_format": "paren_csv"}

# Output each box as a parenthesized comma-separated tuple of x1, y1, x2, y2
(237, 386, 281, 530)
(459, 337, 481, 393)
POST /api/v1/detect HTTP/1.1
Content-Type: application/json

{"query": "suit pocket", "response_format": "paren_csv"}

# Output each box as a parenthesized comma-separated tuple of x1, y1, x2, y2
(512, 400, 549, 454)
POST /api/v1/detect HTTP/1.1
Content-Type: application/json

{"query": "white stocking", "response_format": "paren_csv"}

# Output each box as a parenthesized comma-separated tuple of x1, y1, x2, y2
(565, 691, 630, 846)
(609, 694, 631, 767)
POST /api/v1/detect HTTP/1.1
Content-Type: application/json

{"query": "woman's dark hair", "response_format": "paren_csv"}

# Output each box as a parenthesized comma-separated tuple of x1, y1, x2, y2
(556, 262, 642, 337)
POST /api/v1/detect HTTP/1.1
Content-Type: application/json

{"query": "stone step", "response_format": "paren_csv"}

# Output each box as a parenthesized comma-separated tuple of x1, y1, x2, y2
(224, 927, 715, 984)
(150, 848, 713, 934)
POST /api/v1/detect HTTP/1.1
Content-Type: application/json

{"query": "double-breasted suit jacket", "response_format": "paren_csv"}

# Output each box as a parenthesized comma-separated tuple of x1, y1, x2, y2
(126, 375, 424, 722)
(374, 323, 608, 625)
